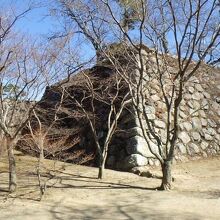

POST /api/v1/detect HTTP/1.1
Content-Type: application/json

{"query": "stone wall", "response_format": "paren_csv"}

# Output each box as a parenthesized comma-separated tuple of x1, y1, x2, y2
(106, 54, 220, 171)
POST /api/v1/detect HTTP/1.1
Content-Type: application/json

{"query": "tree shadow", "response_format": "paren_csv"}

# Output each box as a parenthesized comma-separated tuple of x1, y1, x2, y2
(46, 172, 158, 191)
(0, 187, 9, 193)
(49, 199, 204, 220)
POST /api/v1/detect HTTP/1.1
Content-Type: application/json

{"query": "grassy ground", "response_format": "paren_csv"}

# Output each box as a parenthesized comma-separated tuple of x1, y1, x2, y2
(0, 151, 220, 220)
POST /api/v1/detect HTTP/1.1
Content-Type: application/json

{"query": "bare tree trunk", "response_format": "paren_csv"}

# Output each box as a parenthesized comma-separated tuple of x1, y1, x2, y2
(98, 155, 104, 179)
(160, 160, 172, 190)
(38, 140, 46, 200)
(98, 164, 104, 179)
(6, 137, 17, 193)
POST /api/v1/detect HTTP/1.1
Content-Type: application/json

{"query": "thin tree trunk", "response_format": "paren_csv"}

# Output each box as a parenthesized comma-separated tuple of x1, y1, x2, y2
(160, 160, 172, 190)
(38, 141, 46, 200)
(6, 137, 17, 193)
(98, 164, 104, 179)
(98, 154, 104, 179)
(98, 143, 109, 179)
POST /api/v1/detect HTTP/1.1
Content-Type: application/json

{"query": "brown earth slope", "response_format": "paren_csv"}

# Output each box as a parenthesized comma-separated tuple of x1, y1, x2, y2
(0, 152, 220, 220)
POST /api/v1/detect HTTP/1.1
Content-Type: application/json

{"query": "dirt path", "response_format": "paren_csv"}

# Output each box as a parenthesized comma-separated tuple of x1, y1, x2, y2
(0, 152, 220, 220)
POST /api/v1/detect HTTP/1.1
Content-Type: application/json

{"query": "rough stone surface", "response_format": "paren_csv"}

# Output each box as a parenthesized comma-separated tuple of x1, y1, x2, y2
(154, 120, 166, 129)
(176, 143, 187, 154)
(188, 86, 194, 94)
(179, 132, 191, 144)
(208, 119, 217, 128)
(190, 109, 199, 117)
(182, 122, 193, 131)
(192, 118, 202, 130)
(179, 111, 187, 119)
(195, 84, 204, 92)
(201, 118, 208, 127)
(126, 136, 158, 158)
(201, 142, 209, 150)
(189, 143, 200, 154)
(199, 110, 206, 118)
(119, 154, 149, 170)
(204, 133, 214, 141)
(192, 92, 202, 100)
(191, 132, 201, 142)
(151, 95, 160, 102)
(108, 66, 219, 170)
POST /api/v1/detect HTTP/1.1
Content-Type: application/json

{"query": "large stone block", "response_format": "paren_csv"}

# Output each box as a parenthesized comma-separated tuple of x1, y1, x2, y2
(195, 84, 204, 92)
(201, 141, 209, 150)
(181, 122, 193, 131)
(188, 86, 194, 94)
(127, 127, 143, 138)
(154, 120, 166, 129)
(126, 136, 158, 158)
(123, 154, 149, 170)
(191, 132, 201, 142)
(192, 117, 202, 130)
(179, 132, 191, 144)
(151, 94, 160, 102)
(188, 143, 200, 154)
(192, 92, 202, 100)
(207, 119, 217, 128)
(176, 143, 187, 154)
(190, 108, 199, 116)
(201, 118, 208, 127)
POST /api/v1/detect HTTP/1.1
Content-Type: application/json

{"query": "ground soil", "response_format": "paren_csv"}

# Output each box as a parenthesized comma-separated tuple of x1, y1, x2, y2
(0, 151, 220, 220)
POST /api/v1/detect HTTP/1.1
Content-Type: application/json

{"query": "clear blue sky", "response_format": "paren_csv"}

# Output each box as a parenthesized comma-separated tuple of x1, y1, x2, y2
(1, 0, 57, 36)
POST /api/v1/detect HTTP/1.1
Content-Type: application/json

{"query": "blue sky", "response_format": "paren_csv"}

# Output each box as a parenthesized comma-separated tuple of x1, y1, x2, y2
(1, 0, 56, 36)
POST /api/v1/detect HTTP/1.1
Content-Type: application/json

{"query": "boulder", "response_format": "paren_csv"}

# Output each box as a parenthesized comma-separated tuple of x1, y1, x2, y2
(190, 108, 199, 117)
(180, 111, 187, 119)
(202, 99, 209, 109)
(193, 101, 201, 110)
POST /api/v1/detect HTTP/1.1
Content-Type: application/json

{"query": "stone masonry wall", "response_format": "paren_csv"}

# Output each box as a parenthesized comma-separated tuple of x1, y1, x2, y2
(106, 54, 220, 171)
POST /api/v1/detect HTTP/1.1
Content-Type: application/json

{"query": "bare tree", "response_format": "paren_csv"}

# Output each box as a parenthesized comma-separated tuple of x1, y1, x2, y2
(53, 0, 220, 190)
(0, 8, 69, 192)
(63, 67, 131, 179)
(0, 7, 35, 193)
(52, 0, 111, 60)
(101, 0, 220, 190)
(26, 89, 65, 199)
